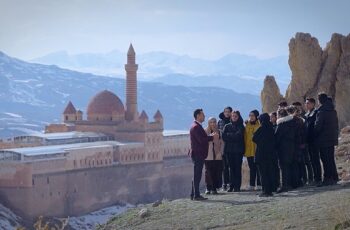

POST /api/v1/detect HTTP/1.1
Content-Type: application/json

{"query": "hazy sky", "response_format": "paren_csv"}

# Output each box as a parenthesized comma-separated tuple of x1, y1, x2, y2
(0, 0, 349, 60)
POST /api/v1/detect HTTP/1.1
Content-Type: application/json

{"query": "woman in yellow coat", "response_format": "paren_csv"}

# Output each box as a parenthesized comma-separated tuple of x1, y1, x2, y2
(244, 110, 261, 190)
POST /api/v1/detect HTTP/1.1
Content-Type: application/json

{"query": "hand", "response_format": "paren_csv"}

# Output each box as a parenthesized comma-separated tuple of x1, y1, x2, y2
(212, 132, 219, 140)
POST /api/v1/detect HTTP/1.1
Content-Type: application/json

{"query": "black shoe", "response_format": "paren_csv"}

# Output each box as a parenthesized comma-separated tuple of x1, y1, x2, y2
(193, 196, 208, 201)
(259, 192, 273, 197)
(190, 195, 194, 200)
(212, 189, 218, 195)
(315, 181, 323, 187)
(276, 187, 288, 193)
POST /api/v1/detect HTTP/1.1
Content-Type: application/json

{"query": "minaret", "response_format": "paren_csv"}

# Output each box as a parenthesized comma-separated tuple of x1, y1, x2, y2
(125, 43, 138, 121)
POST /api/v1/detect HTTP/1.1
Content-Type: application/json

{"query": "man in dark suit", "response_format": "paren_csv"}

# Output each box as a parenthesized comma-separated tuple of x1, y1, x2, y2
(314, 93, 339, 186)
(190, 108, 219, 200)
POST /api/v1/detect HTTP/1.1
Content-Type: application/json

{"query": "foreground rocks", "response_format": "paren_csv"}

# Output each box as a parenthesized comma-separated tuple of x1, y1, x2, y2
(261, 32, 350, 128)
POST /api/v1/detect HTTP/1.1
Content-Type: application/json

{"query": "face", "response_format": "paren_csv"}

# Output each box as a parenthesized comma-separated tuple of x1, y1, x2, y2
(270, 114, 277, 123)
(305, 100, 315, 111)
(208, 119, 217, 130)
(249, 112, 257, 122)
(231, 112, 239, 122)
(224, 109, 231, 118)
(196, 111, 205, 123)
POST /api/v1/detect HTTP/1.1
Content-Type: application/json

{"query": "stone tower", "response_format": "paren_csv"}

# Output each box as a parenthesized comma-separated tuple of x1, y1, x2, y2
(125, 43, 138, 121)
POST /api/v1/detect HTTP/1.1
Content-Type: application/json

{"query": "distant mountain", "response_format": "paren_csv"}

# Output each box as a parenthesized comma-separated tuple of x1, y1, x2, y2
(31, 50, 291, 94)
(0, 51, 260, 138)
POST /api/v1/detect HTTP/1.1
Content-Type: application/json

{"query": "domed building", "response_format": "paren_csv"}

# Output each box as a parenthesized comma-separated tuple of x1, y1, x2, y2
(86, 90, 125, 122)
(45, 44, 164, 144)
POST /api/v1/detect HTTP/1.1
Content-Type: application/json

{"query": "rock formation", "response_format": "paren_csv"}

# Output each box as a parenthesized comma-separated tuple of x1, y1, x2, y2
(261, 75, 284, 113)
(261, 32, 350, 127)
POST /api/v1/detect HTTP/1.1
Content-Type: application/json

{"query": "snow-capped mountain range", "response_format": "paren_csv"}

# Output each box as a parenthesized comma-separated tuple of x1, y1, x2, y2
(31, 50, 291, 95)
(0, 51, 260, 138)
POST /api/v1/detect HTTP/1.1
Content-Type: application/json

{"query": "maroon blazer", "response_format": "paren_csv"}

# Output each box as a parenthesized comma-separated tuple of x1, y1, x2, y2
(190, 121, 214, 160)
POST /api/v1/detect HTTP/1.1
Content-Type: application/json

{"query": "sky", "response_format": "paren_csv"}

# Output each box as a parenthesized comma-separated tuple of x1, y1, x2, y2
(0, 0, 349, 60)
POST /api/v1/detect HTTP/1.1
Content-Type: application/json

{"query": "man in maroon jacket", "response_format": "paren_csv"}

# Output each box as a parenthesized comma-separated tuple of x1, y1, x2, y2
(190, 109, 219, 200)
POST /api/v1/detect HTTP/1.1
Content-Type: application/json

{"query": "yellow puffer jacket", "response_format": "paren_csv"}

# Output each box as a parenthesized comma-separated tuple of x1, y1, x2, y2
(244, 121, 260, 157)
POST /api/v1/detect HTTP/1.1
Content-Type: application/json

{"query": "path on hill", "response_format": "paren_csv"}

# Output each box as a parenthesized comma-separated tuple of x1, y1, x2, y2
(99, 183, 350, 230)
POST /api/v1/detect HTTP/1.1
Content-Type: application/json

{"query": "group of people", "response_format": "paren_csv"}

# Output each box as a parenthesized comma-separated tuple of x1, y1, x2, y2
(189, 92, 339, 200)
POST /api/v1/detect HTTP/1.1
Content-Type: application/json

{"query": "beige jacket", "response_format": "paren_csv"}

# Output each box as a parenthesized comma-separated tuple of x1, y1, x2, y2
(205, 127, 223, 161)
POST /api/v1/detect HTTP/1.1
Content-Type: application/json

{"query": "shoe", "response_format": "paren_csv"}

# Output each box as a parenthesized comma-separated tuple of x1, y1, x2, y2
(276, 187, 288, 193)
(193, 196, 208, 201)
(212, 189, 218, 195)
(259, 192, 273, 197)
(222, 185, 228, 191)
(315, 181, 323, 187)
(190, 195, 194, 200)
(246, 185, 254, 191)
(227, 188, 233, 192)
(205, 189, 211, 195)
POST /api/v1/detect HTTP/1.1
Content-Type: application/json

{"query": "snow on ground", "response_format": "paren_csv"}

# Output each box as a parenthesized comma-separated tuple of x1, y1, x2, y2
(0, 204, 22, 230)
(68, 204, 134, 230)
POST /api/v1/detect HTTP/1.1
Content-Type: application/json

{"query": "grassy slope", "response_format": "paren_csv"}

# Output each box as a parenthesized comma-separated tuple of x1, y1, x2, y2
(98, 184, 350, 230)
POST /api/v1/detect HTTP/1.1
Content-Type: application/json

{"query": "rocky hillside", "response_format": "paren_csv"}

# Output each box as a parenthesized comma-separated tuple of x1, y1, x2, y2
(98, 185, 350, 230)
(261, 32, 350, 128)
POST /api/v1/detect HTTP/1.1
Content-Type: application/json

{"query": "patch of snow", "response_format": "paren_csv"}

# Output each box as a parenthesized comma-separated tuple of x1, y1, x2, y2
(68, 204, 133, 230)
(0, 204, 22, 230)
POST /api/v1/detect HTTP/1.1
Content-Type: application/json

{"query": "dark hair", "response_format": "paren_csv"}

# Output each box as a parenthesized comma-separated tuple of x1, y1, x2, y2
(232, 110, 244, 125)
(193, 109, 203, 119)
(270, 112, 277, 117)
(250, 109, 260, 119)
(318, 93, 328, 104)
(278, 108, 288, 117)
(224, 106, 233, 113)
(278, 101, 288, 107)
(306, 98, 316, 104)
(292, 102, 302, 106)
(286, 105, 296, 115)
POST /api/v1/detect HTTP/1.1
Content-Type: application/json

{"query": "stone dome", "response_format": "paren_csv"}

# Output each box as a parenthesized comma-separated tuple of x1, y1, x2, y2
(87, 90, 125, 121)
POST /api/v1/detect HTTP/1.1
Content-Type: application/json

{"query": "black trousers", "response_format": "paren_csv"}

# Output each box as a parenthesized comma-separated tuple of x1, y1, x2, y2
(247, 156, 261, 187)
(279, 161, 292, 189)
(319, 146, 339, 182)
(222, 154, 230, 186)
(303, 147, 314, 183)
(205, 160, 223, 190)
(191, 156, 204, 198)
(258, 162, 275, 194)
(308, 143, 322, 182)
(272, 157, 280, 190)
(228, 154, 243, 190)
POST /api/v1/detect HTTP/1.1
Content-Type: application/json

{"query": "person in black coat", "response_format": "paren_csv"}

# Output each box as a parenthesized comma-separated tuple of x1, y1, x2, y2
(270, 111, 280, 190)
(253, 113, 276, 197)
(305, 97, 322, 185)
(222, 110, 245, 192)
(218, 106, 233, 190)
(314, 93, 339, 186)
(275, 108, 299, 193)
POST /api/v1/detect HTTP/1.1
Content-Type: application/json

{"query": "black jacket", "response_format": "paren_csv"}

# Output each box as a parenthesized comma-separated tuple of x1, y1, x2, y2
(222, 121, 245, 155)
(305, 108, 317, 144)
(275, 115, 300, 163)
(314, 100, 339, 147)
(218, 112, 231, 132)
(253, 121, 276, 164)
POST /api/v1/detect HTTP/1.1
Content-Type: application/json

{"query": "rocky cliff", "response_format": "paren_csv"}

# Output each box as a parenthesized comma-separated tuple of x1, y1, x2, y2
(261, 32, 350, 127)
